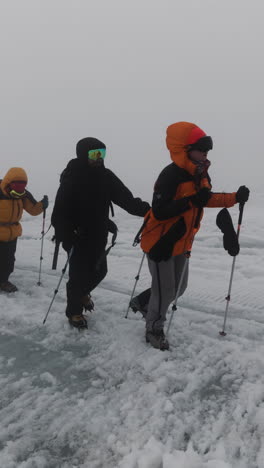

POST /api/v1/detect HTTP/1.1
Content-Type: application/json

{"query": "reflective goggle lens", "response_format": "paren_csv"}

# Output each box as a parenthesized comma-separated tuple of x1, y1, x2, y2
(10, 189, 26, 198)
(88, 148, 106, 161)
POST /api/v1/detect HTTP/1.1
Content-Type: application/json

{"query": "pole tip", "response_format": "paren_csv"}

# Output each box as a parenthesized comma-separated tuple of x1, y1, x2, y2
(219, 331, 226, 336)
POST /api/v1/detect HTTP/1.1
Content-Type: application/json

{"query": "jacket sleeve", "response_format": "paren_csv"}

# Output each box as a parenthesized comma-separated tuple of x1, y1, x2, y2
(152, 167, 191, 220)
(22, 191, 44, 216)
(206, 192, 237, 208)
(108, 170, 150, 217)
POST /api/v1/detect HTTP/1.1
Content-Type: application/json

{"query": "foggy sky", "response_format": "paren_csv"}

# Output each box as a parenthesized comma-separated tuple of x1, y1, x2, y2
(1, 0, 263, 203)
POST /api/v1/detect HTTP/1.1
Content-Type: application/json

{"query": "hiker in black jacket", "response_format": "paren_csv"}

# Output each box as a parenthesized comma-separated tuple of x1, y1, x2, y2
(51, 137, 150, 329)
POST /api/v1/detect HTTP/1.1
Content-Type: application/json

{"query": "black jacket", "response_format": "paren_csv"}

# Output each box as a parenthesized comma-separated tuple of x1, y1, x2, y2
(152, 162, 211, 220)
(51, 158, 150, 250)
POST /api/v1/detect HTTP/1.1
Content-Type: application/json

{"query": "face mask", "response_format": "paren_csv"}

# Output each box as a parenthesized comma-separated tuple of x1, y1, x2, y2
(9, 181, 27, 198)
(193, 159, 211, 175)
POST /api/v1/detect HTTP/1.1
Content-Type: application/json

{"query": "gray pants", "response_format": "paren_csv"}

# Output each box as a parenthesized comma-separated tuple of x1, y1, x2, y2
(146, 254, 189, 332)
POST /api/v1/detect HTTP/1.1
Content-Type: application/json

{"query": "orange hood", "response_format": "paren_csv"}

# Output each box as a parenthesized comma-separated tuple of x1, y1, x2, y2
(166, 121, 208, 176)
(0, 167, 28, 195)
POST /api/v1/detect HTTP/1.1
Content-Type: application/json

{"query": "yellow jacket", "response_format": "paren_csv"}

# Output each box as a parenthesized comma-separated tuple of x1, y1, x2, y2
(0, 168, 43, 242)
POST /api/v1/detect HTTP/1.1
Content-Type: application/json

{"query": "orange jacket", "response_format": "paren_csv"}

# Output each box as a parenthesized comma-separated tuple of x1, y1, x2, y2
(141, 122, 237, 256)
(0, 168, 44, 242)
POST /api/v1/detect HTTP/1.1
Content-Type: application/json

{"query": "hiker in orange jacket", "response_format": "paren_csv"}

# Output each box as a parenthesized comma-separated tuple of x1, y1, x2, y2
(130, 121, 250, 350)
(0, 167, 48, 292)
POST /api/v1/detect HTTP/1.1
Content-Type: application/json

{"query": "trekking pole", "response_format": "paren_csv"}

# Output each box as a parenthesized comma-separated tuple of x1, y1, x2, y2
(166, 251, 190, 337)
(125, 252, 146, 318)
(37, 208, 46, 286)
(43, 247, 73, 324)
(219, 203, 245, 336)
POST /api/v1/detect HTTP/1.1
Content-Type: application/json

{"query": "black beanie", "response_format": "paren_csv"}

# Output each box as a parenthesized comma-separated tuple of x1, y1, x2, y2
(76, 137, 106, 160)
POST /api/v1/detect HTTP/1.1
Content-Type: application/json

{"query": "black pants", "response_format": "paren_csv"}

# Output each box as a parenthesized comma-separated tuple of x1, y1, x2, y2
(66, 240, 107, 317)
(0, 239, 17, 283)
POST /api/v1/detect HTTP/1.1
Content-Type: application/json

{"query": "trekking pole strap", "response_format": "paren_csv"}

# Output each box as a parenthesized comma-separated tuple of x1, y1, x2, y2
(43, 223, 52, 237)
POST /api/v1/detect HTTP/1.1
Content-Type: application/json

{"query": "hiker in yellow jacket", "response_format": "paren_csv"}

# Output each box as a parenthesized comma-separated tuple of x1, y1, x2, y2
(0, 167, 48, 292)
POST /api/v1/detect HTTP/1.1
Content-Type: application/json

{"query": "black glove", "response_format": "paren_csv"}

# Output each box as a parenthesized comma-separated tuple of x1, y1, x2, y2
(216, 208, 240, 256)
(236, 185, 250, 204)
(142, 201, 151, 216)
(41, 195, 49, 210)
(61, 232, 78, 252)
(148, 217, 186, 262)
(190, 188, 212, 207)
(62, 239, 73, 252)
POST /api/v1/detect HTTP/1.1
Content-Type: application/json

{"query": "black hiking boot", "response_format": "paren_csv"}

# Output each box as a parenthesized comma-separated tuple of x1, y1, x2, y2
(0, 281, 18, 293)
(129, 296, 147, 318)
(146, 329, 169, 351)
(82, 294, 94, 312)
(68, 314, 88, 330)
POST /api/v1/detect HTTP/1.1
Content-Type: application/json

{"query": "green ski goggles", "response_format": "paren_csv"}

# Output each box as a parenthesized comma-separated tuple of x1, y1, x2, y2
(88, 148, 106, 161)
(10, 189, 26, 198)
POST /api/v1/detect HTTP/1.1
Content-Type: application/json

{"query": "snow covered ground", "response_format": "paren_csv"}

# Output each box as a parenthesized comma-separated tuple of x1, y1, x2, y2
(0, 192, 264, 468)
